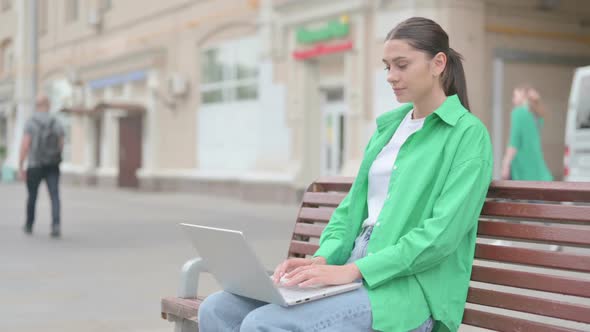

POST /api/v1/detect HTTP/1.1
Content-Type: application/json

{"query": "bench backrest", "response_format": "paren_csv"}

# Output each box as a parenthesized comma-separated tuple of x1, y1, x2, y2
(288, 177, 590, 332)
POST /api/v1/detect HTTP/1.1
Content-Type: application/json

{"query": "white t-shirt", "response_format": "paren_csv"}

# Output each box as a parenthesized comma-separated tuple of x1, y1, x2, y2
(362, 110, 425, 228)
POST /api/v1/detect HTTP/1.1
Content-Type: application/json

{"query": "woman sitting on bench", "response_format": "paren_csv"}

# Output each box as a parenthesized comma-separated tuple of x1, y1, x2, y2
(198, 17, 493, 332)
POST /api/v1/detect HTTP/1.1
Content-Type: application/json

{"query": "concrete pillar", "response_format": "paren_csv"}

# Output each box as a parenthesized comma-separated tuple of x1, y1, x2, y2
(441, 0, 487, 119)
(3, 0, 37, 181)
(342, 11, 368, 176)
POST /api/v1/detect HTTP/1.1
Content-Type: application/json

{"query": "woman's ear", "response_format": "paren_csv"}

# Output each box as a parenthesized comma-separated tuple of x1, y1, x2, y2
(431, 52, 447, 77)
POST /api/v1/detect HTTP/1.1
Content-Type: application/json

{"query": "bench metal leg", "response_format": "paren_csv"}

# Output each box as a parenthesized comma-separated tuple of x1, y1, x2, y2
(178, 257, 207, 298)
(168, 314, 198, 332)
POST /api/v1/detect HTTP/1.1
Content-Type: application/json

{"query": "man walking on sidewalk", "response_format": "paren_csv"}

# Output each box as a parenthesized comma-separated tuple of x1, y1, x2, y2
(18, 94, 65, 238)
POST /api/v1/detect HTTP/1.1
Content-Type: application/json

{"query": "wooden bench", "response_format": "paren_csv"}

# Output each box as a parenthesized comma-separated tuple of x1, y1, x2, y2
(161, 177, 590, 331)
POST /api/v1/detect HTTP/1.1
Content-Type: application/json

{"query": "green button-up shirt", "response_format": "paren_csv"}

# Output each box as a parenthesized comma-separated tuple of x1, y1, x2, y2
(314, 95, 493, 332)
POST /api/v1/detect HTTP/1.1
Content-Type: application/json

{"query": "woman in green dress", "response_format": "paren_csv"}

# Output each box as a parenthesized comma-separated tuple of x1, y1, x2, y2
(501, 86, 553, 181)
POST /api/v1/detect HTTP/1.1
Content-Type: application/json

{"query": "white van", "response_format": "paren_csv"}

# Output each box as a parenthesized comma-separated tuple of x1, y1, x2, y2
(564, 65, 590, 181)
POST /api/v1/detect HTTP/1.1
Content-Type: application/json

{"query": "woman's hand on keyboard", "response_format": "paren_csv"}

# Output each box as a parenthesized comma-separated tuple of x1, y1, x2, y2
(283, 263, 361, 288)
(272, 257, 326, 285)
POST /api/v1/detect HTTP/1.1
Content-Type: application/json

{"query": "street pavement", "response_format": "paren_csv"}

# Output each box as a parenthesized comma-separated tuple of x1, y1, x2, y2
(0, 182, 297, 332)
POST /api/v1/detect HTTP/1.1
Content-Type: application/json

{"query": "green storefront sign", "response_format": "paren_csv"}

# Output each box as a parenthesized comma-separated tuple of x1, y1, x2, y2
(296, 16, 350, 44)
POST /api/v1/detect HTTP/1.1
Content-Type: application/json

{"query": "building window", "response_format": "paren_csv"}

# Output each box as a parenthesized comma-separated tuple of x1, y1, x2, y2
(39, 0, 48, 35)
(200, 37, 259, 104)
(65, 0, 79, 23)
(1, 0, 11, 11)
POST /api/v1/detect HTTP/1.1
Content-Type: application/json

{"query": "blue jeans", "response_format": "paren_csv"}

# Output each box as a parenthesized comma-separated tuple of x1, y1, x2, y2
(199, 287, 374, 332)
(26, 165, 60, 229)
(346, 226, 374, 264)
(198, 288, 433, 331)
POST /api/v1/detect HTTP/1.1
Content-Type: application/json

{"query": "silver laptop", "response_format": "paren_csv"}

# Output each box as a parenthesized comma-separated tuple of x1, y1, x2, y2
(180, 223, 362, 306)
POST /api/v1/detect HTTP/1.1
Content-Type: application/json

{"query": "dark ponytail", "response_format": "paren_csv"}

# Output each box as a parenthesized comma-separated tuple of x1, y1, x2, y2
(386, 17, 470, 110)
(442, 48, 469, 110)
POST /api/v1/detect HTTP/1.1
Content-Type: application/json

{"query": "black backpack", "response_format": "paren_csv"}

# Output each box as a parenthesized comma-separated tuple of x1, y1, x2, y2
(34, 116, 62, 166)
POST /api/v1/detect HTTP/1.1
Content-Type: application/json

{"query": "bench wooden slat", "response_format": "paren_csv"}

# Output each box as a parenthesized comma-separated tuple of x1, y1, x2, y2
(471, 265, 590, 298)
(293, 223, 325, 238)
(475, 244, 590, 272)
(477, 220, 590, 245)
(313, 177, 354, 192)
(289, 240, 319, 256)
(487, 180, 590, 202)
(302, 192, 347, 207)
(467, 287, 590, 324)
(161, 296, 204, 321)
(297, 207, 334, 223)
(462, 308, 582, 332)
(481, 201, 590, 223)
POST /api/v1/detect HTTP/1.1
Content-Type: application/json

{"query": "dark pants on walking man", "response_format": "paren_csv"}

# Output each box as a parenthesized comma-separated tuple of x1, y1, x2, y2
(25, 164, 60, 235)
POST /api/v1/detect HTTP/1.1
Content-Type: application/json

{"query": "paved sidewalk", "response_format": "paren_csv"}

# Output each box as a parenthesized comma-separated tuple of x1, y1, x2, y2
(0, 182, 297, 332)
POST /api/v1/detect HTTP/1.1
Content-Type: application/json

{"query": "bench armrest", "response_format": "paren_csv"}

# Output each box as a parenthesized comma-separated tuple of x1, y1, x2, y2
(177, 257, 208, 298)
